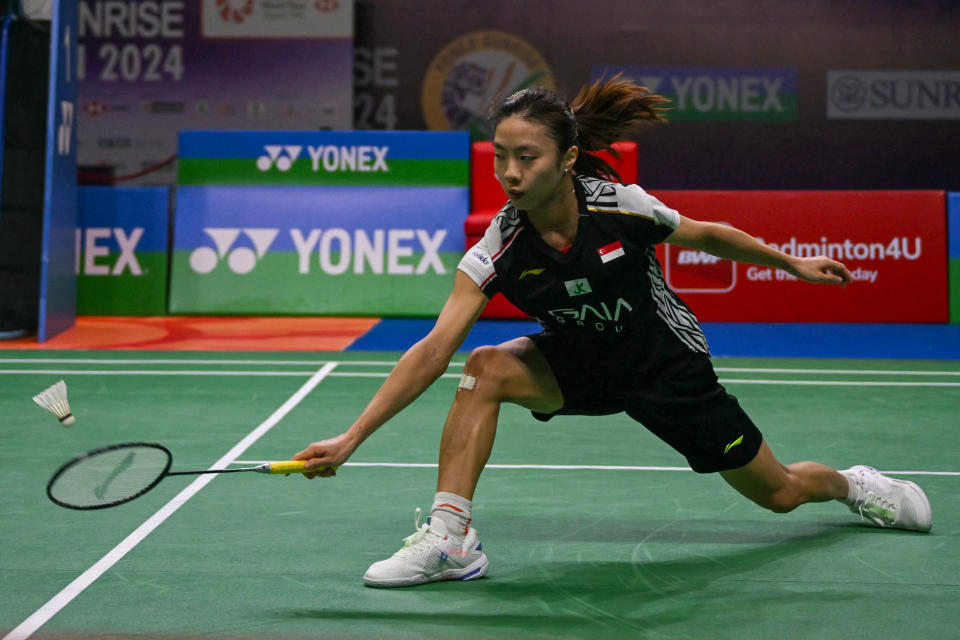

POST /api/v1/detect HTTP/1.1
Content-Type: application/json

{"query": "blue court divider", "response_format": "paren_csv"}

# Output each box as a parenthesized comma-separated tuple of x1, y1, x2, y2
(37, 0, 77, 341)
(0, 14, 11, 222)
(351, 319, 960, 360)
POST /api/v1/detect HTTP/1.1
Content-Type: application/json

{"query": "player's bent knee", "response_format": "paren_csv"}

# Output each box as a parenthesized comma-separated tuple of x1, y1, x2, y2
(757, 489, 801, 514)
(461, 345, 513, 395)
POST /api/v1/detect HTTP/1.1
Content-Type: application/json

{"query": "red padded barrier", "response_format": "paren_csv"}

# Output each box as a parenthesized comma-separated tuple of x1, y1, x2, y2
(648, 190, 947, 322)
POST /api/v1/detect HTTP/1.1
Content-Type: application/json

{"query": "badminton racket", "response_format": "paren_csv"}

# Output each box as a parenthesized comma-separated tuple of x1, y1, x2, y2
(46, 442, 333, 510)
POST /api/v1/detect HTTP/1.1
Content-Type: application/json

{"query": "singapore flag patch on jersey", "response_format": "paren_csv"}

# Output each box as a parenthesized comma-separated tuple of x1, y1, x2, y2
(598, 241, 625, 263)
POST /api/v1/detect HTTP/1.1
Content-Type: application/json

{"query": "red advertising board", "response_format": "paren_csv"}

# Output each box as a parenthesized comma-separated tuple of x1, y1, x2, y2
(650, 191, 947, 322)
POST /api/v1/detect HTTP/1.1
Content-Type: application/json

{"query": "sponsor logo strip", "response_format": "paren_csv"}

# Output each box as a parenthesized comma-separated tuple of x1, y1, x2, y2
(827, 70, 960, 120)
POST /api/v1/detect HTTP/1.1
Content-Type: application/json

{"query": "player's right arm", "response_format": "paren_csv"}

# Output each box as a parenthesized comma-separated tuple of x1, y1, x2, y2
(293, 271, 489, 477)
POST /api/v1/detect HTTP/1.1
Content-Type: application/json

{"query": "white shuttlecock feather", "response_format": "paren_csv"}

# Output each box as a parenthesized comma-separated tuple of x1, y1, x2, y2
(33, 380, 75, 426)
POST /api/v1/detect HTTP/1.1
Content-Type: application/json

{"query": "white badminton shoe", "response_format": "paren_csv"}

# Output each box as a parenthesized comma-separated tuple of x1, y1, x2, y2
(363, 508, 489, 587)
(840, 465, 932, 532)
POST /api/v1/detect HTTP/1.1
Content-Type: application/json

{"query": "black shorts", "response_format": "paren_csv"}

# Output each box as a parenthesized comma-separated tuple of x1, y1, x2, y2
(527, 331, 763, 473)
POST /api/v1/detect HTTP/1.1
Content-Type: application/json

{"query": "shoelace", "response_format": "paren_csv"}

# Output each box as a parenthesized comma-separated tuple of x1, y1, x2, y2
(857, 490, 897, 526)
(397, 507, 434, 556)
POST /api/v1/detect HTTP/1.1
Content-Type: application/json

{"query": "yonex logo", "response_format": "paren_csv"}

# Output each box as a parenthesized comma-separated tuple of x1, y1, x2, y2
(76, 227, 144, 276)
(189, 228, 279, 274)
(257, 146, 303, 172)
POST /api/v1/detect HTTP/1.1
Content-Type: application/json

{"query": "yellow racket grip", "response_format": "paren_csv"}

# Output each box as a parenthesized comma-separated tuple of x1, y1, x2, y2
(267, 460, 338, 474)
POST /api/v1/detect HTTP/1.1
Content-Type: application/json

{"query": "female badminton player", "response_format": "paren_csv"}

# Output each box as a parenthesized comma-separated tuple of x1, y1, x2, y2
(292, 75, 933, 588)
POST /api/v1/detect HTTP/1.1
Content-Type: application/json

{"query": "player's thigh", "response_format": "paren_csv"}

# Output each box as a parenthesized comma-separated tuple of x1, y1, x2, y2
(470, 336, 563, 414)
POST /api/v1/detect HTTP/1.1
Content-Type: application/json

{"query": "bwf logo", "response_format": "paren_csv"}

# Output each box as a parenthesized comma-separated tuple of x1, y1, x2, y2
(216, 0, 253, 23)
(257, 145, 302, 172)
(189, 228, 279, 274)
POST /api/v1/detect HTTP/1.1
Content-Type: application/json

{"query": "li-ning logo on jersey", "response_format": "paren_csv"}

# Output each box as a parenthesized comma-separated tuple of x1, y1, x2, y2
(564, 278, 592, 296)
(520, 268, 545, 280)
(189, 228, 279, 274)
(257, 145, 302, 172)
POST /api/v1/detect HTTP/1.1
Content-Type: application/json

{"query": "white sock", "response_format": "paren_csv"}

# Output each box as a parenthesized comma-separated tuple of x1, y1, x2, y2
(430, 491, 472, 537)
(841, 469, 859, 504)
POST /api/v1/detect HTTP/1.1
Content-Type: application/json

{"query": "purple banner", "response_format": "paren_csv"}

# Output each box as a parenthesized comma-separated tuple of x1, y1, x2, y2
(77, 0, 353, 185)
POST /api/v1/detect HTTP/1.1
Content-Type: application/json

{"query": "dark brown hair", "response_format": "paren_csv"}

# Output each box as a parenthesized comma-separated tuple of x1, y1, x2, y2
(489, 74, 670, 182)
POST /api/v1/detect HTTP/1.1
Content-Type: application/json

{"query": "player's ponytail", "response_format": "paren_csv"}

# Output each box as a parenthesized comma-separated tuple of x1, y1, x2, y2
(489, 74, 669, 182)
(570, 74, 670, 181)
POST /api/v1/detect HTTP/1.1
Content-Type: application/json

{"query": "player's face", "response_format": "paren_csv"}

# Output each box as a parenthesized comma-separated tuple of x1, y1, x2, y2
(492, 115, 571, 213)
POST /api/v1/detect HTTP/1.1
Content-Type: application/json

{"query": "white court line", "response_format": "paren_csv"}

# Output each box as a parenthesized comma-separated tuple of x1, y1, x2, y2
(719, 379, 960, 387)
(3, 369, 960, 386)
(0, 369, 316, 376)
(231, 460, 960, 476)
(4, 357, 960, 376)
(2, 362, 338, 640)
(714, 367, 960, 376)
(2, 357, 960, 376)
(0, 358, 419, 367)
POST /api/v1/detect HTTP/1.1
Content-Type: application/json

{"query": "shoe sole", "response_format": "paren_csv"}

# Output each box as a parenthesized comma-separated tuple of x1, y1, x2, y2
(363, 555, 489, 588)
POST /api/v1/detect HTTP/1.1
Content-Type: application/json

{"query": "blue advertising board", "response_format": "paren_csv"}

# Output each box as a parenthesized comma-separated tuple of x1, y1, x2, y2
(169, 129, 470, 315)
(77, 186, 169, 314)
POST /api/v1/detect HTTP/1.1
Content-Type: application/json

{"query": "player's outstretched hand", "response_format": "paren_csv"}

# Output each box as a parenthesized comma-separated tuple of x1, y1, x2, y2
(790, 256, 852, 286)
(291, 433, 355, 479)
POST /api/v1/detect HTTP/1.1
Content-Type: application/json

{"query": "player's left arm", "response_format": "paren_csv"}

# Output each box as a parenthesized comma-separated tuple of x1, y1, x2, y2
(665, 215, 852, 286)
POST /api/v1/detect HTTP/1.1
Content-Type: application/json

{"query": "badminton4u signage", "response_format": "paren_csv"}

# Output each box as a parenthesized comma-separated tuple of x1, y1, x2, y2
(170, 130, 469, 315)
(651, 191, 947, 322)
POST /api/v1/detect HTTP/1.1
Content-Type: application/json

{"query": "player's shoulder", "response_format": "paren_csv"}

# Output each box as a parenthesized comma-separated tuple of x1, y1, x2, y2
(459, 201, 523, 276)
(480, 201, 525, 259)
(578, 176, 679, 229)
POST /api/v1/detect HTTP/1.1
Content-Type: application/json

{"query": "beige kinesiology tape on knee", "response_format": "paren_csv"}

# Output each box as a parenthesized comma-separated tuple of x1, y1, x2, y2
(457, 373, 476, 391)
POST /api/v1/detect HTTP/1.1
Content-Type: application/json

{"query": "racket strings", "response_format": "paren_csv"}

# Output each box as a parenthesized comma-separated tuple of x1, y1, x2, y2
(49, 446, 170, 508)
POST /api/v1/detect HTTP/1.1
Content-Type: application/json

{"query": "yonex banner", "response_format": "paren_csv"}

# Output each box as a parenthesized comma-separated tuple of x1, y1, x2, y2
(949, 192, 960, 323)
(77, 187, 169, 314)
(169, 186, 466, 315)
(592, 66, 797, 122)
(650, 191, 947, 322)
(170, 130, 469, 315)
(178, 130, 469, 186)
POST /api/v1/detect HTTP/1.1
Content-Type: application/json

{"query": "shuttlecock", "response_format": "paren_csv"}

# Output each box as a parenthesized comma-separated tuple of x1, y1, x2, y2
(33, 380, 75, 426)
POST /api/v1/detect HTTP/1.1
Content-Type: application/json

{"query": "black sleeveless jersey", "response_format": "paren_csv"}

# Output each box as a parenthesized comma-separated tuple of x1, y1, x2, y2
(458, 176, 709, 359)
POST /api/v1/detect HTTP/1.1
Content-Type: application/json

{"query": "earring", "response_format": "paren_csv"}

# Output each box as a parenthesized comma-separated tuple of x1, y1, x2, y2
(563, 168, 571, 175)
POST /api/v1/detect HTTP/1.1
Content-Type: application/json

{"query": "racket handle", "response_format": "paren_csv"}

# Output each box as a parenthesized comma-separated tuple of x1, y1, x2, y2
(266, 460, 338, 474)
